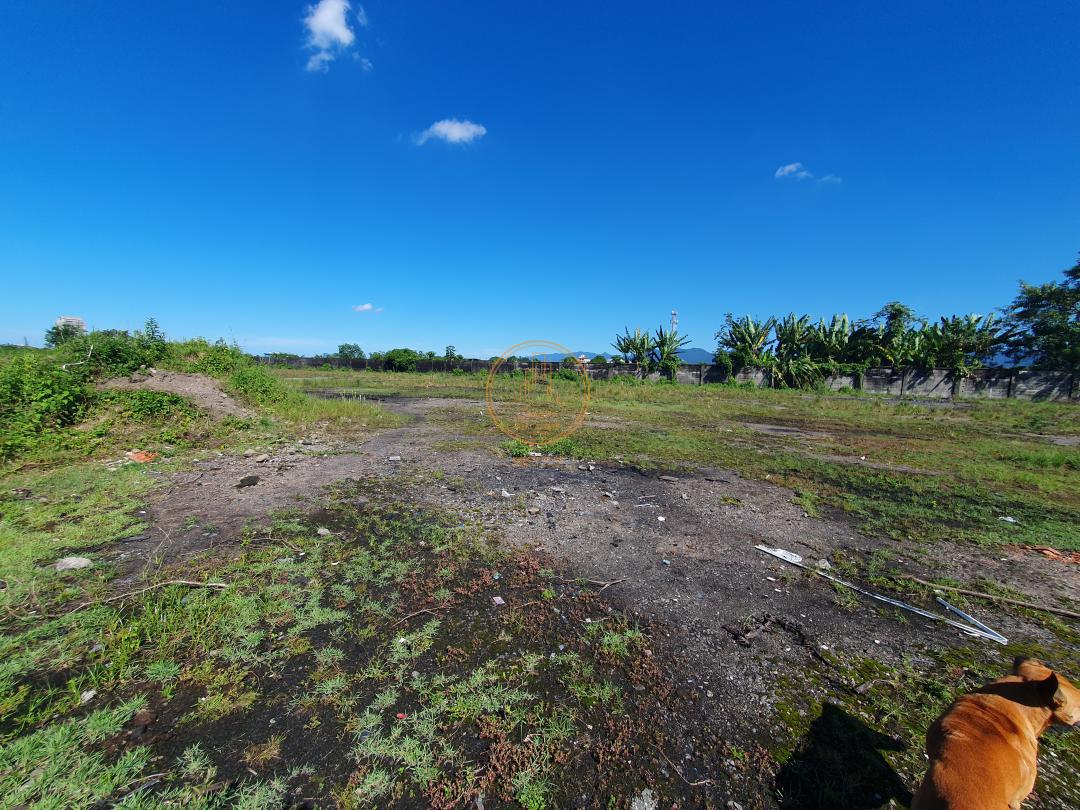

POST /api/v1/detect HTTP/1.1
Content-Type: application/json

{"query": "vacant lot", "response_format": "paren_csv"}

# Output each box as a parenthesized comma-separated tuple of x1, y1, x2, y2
(2, 362, 1078, 809)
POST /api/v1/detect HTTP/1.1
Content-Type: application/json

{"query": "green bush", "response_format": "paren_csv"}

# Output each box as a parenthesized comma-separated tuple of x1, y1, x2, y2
(711, 351, 734, 379)
(169, 339, 248, 378)
(0, 353, 90, 459)
(383, 348, 419, 372)
(55, 319, 169, 377)
(108, 390, 195, 422)
(228, 365, 288, 407)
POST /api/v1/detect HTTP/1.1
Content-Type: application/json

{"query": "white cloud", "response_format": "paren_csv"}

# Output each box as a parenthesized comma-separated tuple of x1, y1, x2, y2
(415, 119, 487, 145)
(303, 0, 360, 72)
(352, 303, 383, 313)
(774, 162, 841, 184)
(355, 4, 369, 27)
(775, 162, 813, 180)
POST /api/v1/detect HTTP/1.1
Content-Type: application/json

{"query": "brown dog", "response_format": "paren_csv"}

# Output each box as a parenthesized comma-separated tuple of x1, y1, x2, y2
(912, 657, 1080, 809)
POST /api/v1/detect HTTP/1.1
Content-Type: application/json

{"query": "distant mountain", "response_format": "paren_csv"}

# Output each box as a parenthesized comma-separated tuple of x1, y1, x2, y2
(676, 347, 714, 364)
(530, 351, 607, 362)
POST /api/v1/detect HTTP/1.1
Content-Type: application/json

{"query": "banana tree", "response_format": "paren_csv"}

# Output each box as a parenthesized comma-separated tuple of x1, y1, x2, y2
(915, 314, 1003, 374)
(612, 328, 656, 373)
(808, 314, 853, 362)
(715, 314, 777, 370)
(774, 314, 814, 361)
(651, 326, 691, 378)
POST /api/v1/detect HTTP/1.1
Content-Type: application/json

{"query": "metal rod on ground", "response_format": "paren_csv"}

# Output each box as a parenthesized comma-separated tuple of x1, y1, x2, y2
(755, 545, 1006, 644)
(936, 597, 1008, 644)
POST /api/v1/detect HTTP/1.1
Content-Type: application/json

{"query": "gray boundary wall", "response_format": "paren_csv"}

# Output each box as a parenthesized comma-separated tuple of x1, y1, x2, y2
(257, 356, 1077, 402)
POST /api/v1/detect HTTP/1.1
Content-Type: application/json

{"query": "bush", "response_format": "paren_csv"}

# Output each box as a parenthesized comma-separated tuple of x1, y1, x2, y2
(0, 353, 91, 459)
(229, 365, 289, 407)
(169, 339, 248, 377)
(383, 348, 419, 372)
(55, 320, 169, 377)
(711, 351, 734, 379)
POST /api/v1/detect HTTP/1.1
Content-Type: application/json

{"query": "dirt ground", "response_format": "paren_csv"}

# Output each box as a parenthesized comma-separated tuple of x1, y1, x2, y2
(108, 392, 1080, 807)
(100, 369, 254, 419)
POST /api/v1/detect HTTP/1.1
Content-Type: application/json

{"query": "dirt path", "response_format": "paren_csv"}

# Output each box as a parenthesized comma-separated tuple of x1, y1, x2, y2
(118, 395, 1079, 806)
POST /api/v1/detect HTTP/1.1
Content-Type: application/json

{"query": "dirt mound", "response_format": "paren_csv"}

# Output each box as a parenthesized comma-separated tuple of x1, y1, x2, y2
(100, 370, 252, 419)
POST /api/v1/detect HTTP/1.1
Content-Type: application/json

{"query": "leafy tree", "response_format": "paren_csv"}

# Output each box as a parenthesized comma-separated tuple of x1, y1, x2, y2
(424, 350, 436, 360)
(612, 328, 655, 370)
(589, 354, 608, 365)
(337, 343, 365, 361)
(715, 315, 776, 370)
(383, 348, 419, 372)
(44, 322, 83, 347)
(917, 314, 1003, 374)
(651, 327, 690, 378)
(444, 345, 460, 361)
(807, 315, 853, 363)
(1004, 255, 1080, 370)
(774, 314, 813, 361)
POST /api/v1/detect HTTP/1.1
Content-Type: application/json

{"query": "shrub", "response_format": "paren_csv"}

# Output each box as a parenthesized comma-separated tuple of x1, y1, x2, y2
(169, 339, 248, 377)
(711, 351, 734, 379)
(0, 353, 90, 459)
(229, 365, 288, 407)
(55, 319, 169, 377)
(383, 348, 419, 372)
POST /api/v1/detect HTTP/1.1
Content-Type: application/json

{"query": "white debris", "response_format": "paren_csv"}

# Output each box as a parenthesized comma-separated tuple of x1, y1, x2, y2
(54, 557, 92, 571)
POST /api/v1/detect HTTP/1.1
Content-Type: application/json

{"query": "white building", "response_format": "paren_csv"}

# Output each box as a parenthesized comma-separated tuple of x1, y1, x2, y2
(55, 315, 87, 332)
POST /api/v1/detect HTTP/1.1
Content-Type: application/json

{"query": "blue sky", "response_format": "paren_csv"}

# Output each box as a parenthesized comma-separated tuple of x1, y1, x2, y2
(2, 1, 1078, 357)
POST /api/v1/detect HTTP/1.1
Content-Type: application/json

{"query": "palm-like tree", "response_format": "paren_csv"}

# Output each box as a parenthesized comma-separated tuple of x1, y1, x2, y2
(808, 315, 853, 363)
(612, 328, 656, 372)
(651, 326, 691, 377)
(774, 314, 814, 361)
(716, 314, 777, 369)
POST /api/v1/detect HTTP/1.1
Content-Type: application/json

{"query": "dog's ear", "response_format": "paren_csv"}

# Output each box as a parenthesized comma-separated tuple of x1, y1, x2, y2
(1014, 657, 1048, 679)
(1038, 672, 1063, 707)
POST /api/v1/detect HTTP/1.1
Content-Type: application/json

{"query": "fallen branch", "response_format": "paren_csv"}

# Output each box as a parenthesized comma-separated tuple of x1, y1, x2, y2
(246, 535, 303, 553)
(899, 575, 1080, 620)
(391, 608, 443, 627)
(68, 580, 229, 614)
(650, 742, 712, 787)
(558, 576, 628, 593)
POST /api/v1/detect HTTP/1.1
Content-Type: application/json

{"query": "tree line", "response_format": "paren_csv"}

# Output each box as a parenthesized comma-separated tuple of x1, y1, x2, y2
(613, 253, 1079, 385)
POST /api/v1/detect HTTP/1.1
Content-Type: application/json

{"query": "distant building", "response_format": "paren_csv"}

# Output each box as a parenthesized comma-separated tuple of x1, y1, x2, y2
(55, 315, 87, 333)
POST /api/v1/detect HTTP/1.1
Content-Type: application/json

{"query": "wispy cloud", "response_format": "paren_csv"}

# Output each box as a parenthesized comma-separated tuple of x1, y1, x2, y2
(415, 119, 487, 146)
(774, 162, 841, 184)
(352, 303, 383, 313)
(303, 0, 368, 72)
(775, 162, 813, 180)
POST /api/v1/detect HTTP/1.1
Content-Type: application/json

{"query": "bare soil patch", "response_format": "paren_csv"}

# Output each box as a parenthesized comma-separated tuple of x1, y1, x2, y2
(100, 370, 252, 419)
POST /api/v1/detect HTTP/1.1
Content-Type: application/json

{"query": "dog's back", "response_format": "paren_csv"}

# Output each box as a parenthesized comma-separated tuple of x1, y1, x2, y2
(912, 658, 1080, 810)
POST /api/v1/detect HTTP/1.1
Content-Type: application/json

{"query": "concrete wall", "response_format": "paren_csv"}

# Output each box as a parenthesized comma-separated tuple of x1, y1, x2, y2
(862, 368, 905, 396)
(258, 356, 1076, 402)
(904, 369, 955, 398)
